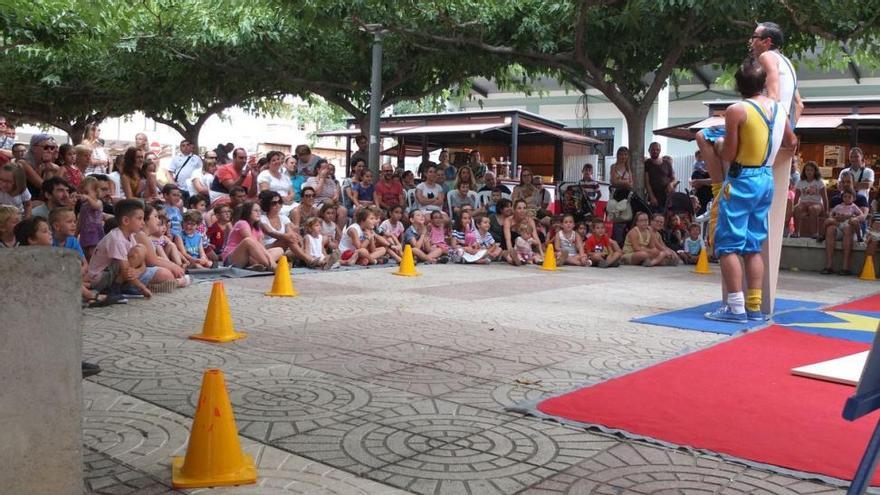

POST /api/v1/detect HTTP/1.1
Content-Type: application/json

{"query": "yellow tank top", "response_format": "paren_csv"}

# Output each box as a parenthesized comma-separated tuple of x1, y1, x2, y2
(734, 99, 776, 167)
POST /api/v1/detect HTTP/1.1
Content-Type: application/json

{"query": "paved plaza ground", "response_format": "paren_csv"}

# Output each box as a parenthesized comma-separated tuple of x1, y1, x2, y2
(81, 263, 873, 494)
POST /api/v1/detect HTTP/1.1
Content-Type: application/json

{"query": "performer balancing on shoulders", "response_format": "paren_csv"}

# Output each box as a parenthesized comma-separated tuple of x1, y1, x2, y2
(704, 57, 796, 323)
(696, 21, 803, 249)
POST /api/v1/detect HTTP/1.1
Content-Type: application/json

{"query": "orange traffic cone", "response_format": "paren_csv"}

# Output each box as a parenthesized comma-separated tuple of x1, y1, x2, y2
(266, 256, 298, 297)
(394, 244, 421, 277)
(694, 247, 711, 275)
(541, 244, 558, 271)
(860, 255, 877, 281)
(190, 282, 246, 343)
(172, 369, 257, 488)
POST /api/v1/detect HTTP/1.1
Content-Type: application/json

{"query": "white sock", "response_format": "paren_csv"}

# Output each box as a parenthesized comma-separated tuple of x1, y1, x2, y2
(728, 291, 745, 314)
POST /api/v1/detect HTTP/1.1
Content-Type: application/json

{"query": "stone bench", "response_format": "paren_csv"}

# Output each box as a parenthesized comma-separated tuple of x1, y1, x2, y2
(780, 236, 869, 273)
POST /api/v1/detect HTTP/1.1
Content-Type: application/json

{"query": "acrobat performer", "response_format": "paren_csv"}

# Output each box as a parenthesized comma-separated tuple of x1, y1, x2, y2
(704, 57, 796, 323)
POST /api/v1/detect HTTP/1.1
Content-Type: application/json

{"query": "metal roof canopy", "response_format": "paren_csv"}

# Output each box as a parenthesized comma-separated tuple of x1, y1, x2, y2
(317, 109, 600, 145)
(654, 97, 880, 142)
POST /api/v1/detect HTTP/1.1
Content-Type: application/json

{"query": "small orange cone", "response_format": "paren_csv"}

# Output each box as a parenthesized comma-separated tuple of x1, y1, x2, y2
(266, 256, 298, 297)
(394, 244, 421, 277)
(172, 369, 257, 488)
(860, 255, 877, 281)
(695, 247, 711, 275)
(190, 282, 246, 343)
(541, 244, 558, 271)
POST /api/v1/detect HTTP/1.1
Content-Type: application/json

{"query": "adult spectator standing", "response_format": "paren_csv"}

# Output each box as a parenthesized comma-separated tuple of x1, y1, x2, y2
(166, 139, 202, 193)
(31, 177, 72, 219)
(134, 132, 150, 153)
(644, 142, 675, 212)
(478, 172, 511, 195)
(839, 147, 874, 203)
(214, 148, 257, 198)
(467, 150, 488, 183)
(295, 144, 322, 176)
(374, 162, 404, 212)
(82, 124, 109, 175)
(689, 150, 712, 215)
(415, 165, 445, 213)
(0, 117, 13, 159)
(350, 135, 369, 168)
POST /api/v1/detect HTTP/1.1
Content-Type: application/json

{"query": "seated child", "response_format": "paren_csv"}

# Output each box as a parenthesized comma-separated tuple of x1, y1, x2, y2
(451, 209, 490, 264)
(0, 163, 31, 218)
(367, 206, 402, 263)
(86, 200, 179, 298)
(378, 205, 405, 253)
(403, 209, 443, 263)
(0, 204, 20, 248)
(338, 207, 386, 265)
(176, 210, 213, 269)
(77, 176, 106, 259)
(161, 184, 184, 238)
(427, 210, 451, 262)
(475, 215, 503, 261)
(152, 210, 186, 269)
(485, 188, 503, 215)
(303, 216, 337, 269)
(678, 223, 704, 264)
(207, 203, 232, 256)
(135, 205, 188, 282)
(554, 214, 590, 266)
(585, 218, 622, 267)
(319, 203, 341, 251)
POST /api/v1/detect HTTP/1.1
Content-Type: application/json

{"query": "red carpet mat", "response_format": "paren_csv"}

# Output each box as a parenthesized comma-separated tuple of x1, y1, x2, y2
(536, 326, 878, 484)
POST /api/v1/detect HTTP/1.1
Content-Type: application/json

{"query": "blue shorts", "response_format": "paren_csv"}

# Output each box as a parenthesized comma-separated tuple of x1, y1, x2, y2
(700, 126, 726, 143)
(714, 167, 773, 256)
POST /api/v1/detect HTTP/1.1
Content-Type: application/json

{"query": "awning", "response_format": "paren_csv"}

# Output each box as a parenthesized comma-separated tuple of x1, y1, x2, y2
(380, 143, 441, 157)
(317, 125, 416, 137)
(518, 121, 602, 145)
(394, 121, 508, 135)
(655, 113, 849, 141)
(842, 114, 880, 124)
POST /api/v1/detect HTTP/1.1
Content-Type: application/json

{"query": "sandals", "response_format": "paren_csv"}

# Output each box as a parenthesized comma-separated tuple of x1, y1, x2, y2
(85, 294, 127, 308)
(819, 267, 834, 275)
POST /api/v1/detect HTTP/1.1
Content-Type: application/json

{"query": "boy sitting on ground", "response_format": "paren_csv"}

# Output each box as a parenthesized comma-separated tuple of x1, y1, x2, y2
(585, 218, 622, 267)
(87, 199, 178, 298)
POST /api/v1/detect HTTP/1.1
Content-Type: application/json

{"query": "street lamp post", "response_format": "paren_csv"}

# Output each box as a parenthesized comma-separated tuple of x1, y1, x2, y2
(365, 25, 386, 177)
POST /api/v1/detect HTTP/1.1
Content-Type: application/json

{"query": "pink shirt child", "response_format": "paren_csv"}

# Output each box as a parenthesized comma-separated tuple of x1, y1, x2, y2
(87, 228, 137, 284)
(222, 220, 263, 260)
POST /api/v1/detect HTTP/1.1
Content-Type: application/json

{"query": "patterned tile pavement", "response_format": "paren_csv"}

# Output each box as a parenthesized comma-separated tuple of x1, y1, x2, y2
(81, 263, 868, 494)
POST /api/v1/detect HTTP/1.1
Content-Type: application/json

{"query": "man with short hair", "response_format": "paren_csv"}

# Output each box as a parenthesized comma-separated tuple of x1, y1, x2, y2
(478, 172, 511, 194)
(166, 139, 202, 188)
(644, 141, 675, 212)
(839, 147, 873, 203)
(690, 150, 712, 214)
(214, 148, 256, 197)
(11, 143, 26, 161)
(350, 135, 369, 168)
(91, 174, 117, 214)
(704, 57, 794, 323)
(32, 177, 73, 219)
(374, 163, 404, 211)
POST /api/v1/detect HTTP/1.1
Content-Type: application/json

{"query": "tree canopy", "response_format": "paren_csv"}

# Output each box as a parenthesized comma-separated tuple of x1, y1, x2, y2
(2, 0, 878, 174)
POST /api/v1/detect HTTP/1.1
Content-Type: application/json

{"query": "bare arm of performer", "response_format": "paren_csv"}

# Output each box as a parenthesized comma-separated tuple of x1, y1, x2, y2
(759, 52, 804, 125)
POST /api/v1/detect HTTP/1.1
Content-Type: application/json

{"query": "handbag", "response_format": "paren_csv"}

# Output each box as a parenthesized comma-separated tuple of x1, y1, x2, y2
(606, 195, 633, 223)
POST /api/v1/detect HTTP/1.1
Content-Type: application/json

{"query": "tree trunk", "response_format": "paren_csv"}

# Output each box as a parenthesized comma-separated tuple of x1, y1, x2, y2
(68, 121, 86, 145)
(624, 110, 648, 195)
(185, 125, 201, 153)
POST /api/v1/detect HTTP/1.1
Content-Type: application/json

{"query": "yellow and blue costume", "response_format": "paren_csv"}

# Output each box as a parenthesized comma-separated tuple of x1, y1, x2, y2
(714, 100, 779, 256)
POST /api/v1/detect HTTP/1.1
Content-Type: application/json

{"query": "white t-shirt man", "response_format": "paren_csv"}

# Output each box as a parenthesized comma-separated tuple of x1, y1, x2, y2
(168, 153, 203, 187)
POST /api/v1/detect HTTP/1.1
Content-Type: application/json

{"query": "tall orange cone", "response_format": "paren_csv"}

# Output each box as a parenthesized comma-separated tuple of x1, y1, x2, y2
(394, 244, 421, 277)
(265, 256, 298, 297)
(695, 247, 711, 274)
(190, 282, 246, 343)
(860, 255, 877, 281)
(172, 369, 257, 488)
(541, 244, 558, 271)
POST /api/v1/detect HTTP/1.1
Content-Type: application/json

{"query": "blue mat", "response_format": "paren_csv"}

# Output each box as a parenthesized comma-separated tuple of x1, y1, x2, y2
(632, 298, 823, 335)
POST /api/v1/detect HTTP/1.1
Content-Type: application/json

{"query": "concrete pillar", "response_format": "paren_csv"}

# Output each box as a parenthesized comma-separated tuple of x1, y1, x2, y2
(0, 248, 83, 494)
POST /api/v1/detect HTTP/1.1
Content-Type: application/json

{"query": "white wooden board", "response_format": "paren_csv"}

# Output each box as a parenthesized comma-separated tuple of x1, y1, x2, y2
(791, 351, 869, 386)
